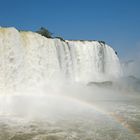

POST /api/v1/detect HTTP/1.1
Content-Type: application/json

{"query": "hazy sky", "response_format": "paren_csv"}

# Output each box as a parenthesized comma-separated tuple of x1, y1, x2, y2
(0, 0, 140, 59)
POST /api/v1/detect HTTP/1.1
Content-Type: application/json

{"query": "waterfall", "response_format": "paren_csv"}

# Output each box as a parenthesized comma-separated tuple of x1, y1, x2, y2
(0, 27, 122, 93)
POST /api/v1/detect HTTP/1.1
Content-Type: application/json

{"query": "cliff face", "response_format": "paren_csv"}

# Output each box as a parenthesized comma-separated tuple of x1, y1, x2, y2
(0, 27, 121, 93)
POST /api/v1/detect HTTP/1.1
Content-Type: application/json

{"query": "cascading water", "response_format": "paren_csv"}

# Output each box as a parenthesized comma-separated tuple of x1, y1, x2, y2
(0, 27, 121, 94)
(0, 27, 139, 140)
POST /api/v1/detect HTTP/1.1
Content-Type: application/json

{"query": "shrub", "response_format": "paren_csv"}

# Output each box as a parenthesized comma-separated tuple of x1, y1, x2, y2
(55, 36, 65, 41)
(36, 27, 52, 38)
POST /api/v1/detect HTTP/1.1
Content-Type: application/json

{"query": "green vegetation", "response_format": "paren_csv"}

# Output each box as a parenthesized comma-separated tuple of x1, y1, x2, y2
(36, 27, 65, 41)
(36, 27, 53, 38)
(55, 36, 65, 41)
(16, 27, 107, 45)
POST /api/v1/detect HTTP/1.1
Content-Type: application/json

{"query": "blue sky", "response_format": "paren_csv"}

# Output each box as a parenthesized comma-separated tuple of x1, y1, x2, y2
(0, 0, 140, 59)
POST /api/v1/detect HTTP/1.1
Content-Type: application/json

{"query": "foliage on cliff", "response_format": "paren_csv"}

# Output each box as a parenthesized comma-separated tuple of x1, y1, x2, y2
(36, 27, 53, 38)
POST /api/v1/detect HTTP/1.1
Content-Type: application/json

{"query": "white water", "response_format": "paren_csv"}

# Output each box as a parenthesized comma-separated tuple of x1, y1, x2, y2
(0, 27, 140, 140)
(0, 27, 121, 94)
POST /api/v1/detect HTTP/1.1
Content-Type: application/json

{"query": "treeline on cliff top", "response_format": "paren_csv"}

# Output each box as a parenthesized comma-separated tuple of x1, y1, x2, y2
(36, 27, 65, 41)
(13, 26, 105, 43)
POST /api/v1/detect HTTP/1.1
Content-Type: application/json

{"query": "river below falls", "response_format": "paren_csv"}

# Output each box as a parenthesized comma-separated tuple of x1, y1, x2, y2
(0, 88, 140, 140)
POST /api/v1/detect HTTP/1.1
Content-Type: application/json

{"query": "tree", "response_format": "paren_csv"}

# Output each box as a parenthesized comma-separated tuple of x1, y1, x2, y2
(36, 27, 52, 38)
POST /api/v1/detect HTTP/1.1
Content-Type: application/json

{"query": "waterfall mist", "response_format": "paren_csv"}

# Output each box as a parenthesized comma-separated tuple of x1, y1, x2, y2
(0, 27, 139, 140)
